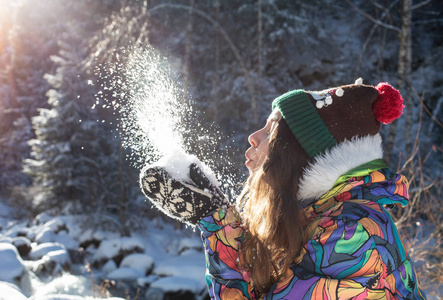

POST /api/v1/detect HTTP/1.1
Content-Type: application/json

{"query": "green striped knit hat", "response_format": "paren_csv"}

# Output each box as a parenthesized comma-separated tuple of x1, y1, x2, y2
(271, 78, 404, 158)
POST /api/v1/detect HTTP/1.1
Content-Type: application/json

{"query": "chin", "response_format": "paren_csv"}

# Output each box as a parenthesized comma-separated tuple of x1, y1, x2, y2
(246, 163, 255, 173)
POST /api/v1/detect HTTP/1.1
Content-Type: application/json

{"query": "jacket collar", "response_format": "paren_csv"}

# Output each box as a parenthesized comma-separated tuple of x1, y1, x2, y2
(298, 134, 384, 202)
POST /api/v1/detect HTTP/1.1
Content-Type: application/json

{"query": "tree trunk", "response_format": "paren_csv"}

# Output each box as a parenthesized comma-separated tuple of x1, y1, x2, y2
(214, 0, 220, 122)
(118, 138, 130, 236)
(404, 0, 413, 157)
(257, 0, 263, 118)
(0, 4, 20, 135)
(182, 0, 195, 95)
(386, 0, 411, 164)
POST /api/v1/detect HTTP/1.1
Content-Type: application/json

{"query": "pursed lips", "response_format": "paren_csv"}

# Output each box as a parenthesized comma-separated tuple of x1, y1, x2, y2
(245, 150, 252, 166)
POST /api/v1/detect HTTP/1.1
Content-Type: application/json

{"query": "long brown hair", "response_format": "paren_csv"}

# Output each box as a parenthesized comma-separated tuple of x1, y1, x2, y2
(240, 118, 312, 293)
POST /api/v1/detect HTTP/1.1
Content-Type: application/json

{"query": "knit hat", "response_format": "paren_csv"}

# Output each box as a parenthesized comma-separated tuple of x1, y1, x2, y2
(271, 78, 404, 159)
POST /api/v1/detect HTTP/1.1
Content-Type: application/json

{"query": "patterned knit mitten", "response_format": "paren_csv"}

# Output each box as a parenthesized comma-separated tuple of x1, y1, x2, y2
(140, 163, 228, 225)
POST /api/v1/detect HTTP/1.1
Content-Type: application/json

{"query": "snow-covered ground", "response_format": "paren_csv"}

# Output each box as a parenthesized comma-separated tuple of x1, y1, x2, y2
(0, 201, 208, 300)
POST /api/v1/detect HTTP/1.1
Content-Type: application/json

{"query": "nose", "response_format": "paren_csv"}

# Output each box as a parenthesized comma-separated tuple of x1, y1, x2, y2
(248, 130, 260, 147)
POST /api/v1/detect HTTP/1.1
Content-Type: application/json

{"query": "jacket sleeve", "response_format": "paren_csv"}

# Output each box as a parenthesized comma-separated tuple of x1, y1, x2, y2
(197, 206, 256, 300)
(263, 202, 426, 300)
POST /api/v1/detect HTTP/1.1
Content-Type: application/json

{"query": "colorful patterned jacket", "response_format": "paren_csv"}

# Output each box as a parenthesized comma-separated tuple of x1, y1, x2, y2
(197, 164, 426, 299)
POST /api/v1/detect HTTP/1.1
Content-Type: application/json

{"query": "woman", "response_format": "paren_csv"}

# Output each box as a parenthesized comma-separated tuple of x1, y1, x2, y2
(140, 79, 426, 299)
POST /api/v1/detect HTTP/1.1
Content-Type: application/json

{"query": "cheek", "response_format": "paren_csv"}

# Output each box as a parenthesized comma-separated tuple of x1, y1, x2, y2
(255, 139, 270, 160)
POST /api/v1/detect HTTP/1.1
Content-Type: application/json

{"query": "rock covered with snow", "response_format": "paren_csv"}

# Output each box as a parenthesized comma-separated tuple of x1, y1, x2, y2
(1, 221, 32, 240)
(32, 217, 78, 250)
(102, 259, 117, 274)
(39, 249, 71, 275)
(12, 236, 32, 257)
(136, 274, 158, 287)
(93, 238, 123, 264)
(0, 236, 13, 244)
(178, 237, 203, 254)
(77, 228, 100, 249)
(35, 228, 57, 244)
(150, 276, 202, 293)
(120, 253, 154, 275)
(144, 287, 165, 300)
(0, 281, 28, 300)
(28, 296, 126, 300)
(53, 231, 78, 250)
(107, 267, 141, 280)
(120, 236, 144, 253)
(78, 229, 120, 250)
(0, 210, 207, 299)
(147, 275, 207, 300)
(93, 237, 144, 266)
(0, 242, 26, 283)
(29, 242, 67, 260)
(152, 249, 206, 293)
(105, 253, 154, 281)
(27, 248, 71, 277)
(33, 212, 54, 225)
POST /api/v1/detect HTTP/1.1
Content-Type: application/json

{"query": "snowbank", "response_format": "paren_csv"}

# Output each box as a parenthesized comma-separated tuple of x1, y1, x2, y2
(102, 260, 117, 274)
(29, 274, 96, 299)
(0, 204, 208, 299)
(0, 281, 28, 300)
(29, 243, 67, 260)
(0, 243, 25, 283)
(119, 253, 154, 275)
(93, 237, 144, 263)
(12, 236, 32, 257)
(30, 295, 126, 300)
(107, 267, 140, 280)
(150, 276, 202, 293)
(43, 250, 70, 264)
(178, 237, 203, 253)
(152, 249, 206, 291)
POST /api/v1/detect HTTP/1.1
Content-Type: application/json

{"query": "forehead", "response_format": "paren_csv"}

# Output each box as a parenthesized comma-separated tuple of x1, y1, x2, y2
(267, 108, 282, 122)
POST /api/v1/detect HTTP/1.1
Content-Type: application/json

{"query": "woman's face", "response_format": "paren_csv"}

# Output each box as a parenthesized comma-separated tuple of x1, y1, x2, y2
(245, 109, 282, 173)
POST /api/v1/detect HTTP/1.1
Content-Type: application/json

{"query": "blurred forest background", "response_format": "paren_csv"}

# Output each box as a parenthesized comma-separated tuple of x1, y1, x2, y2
(0, 0, 442, 298)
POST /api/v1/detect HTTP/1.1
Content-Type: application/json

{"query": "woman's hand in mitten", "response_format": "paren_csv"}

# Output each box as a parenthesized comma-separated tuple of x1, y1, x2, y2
(140, 164, 228, 225)
(188, 163, 228, 205)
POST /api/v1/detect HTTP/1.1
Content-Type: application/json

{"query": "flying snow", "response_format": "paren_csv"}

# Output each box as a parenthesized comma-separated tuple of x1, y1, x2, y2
(95, 45, 243, 197)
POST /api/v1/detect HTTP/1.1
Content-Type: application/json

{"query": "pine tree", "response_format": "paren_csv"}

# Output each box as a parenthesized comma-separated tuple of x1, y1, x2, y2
(23, 7, 113, 214)
(0, 1, 31, 195)
(0, 0, 66, 196)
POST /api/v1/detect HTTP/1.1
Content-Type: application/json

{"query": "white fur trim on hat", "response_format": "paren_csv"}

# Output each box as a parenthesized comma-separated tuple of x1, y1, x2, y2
(298, 134, 383, 201)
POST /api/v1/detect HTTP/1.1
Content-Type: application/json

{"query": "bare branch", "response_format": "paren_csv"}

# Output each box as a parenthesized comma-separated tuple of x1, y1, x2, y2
(354, 23, 377, 76)
(371, 0, 389, 14)
(413, 18, 443, 25)
(354, 0, 401, 75)
(148, 3, 258, 125)
(344, 0, 401, 33)
(411, 0, 432, 10)
(413, 88, 443, 129)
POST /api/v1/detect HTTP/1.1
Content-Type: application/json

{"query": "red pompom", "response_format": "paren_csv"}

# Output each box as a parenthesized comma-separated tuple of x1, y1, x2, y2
(373, 82, 404, 124)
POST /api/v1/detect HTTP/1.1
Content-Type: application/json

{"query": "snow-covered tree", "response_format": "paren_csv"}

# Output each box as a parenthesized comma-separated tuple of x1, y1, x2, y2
(0, 0, 66, 196)
(23, 8, 115, 214)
